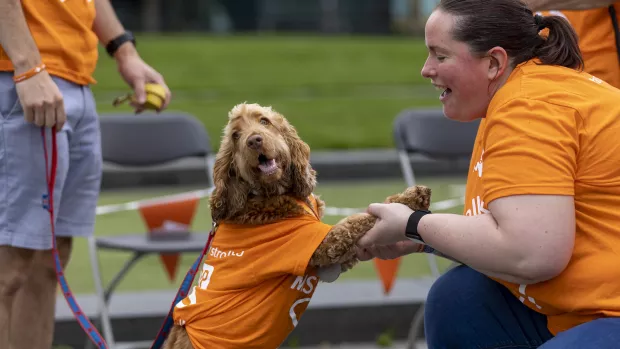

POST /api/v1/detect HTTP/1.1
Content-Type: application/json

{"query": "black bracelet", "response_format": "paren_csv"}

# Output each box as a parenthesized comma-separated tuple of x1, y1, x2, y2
(405, 209, 431, 243)
(106, 31, 136, 57)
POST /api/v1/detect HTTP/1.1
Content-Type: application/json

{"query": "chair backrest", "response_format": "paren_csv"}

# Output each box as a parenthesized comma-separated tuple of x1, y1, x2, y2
(99, 112, 213, 166)
(393, 108, 480, 159)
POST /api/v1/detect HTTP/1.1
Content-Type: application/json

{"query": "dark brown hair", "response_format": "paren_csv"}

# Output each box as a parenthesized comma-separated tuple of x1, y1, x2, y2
(437, 0, 584, 70)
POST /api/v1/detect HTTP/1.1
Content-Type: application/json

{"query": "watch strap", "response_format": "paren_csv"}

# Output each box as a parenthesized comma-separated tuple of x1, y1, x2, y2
(405, 209, 431, 242)
(106, 31, 136, 57)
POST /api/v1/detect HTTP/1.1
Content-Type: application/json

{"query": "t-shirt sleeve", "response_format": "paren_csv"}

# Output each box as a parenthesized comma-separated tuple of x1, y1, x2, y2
(482, 98, 579, 204)
(253, 218, 333, 277)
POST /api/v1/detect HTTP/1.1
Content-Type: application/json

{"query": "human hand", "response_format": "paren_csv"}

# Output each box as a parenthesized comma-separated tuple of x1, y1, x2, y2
(115, 48, 171, 113)
(15, 69, 65, 131)
(356, 240, 423, 261)
(356, 203, 414, 247)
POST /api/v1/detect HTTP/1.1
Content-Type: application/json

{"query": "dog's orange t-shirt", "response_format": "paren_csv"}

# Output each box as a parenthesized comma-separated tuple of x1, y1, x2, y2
(464, 59, 620, 335)
(0, 0, 99, 85)
(172, 196, 333, 349)
(537, 4, 620, 88)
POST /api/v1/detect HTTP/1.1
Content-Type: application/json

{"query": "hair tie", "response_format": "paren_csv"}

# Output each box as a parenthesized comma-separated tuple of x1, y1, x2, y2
(534, 14, 547, 31)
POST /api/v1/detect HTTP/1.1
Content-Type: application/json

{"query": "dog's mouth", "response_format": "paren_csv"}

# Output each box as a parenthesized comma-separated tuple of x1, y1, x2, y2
(257, 153, 278, 175)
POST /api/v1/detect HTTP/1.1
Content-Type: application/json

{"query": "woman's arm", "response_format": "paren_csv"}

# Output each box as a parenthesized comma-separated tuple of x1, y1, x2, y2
(359, 194, 575, 285)
(421, 194, 575, 284)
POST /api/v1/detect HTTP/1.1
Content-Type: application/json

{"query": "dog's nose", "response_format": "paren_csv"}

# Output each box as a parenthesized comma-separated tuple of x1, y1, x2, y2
(247, 134, 263, 150)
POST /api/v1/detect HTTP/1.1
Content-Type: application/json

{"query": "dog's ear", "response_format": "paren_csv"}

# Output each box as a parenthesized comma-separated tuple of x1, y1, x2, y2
(282, 120, 316, 199)
(209, 137, 248, 222)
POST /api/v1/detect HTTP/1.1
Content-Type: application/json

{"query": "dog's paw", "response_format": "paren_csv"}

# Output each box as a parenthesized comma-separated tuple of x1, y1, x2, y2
(317, 264, 342, 283)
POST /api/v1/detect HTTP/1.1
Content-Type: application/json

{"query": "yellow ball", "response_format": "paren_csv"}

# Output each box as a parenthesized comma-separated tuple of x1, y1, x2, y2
(131, 83, 167, 110)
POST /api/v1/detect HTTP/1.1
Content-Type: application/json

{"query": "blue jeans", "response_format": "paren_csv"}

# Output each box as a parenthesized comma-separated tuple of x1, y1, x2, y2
(424, 265, 620, 349)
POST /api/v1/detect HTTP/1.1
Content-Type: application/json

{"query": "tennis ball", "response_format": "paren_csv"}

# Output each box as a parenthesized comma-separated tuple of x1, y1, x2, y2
(133, 83, 166, 110)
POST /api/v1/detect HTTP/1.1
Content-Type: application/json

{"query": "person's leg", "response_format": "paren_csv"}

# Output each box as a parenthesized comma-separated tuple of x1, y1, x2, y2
(424, 265, 554, 349)
(0, 247, 35, 349)
(9, 237, 72, 349)
(1, 74, 99, 349)
(0, 72, 71, 349)
(538, 317, 620, 349)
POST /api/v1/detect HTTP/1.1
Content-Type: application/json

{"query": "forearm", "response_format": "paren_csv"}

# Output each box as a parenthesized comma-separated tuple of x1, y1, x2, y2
(0, 0, 42, 74)
(93, 0, 137, 59)
(418, 213, 546, 284)
(524, 0, 617, 11)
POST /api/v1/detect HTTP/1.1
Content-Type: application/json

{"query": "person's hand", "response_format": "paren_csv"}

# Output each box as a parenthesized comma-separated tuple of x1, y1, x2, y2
(15, 69, 66, 132)
(356, 240, 423, 261)
(357, 202, 414, 247)
(115, 46, 171, 113)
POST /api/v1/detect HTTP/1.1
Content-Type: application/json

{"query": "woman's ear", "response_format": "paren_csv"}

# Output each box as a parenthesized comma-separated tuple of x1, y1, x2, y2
(209, 138, 248, 222)
(486, 46, 509, 81)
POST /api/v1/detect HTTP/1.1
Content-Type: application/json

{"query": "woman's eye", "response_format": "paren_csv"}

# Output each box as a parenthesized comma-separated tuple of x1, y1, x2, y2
(437, 56, 446, 62)
(260, 118, 269, 125)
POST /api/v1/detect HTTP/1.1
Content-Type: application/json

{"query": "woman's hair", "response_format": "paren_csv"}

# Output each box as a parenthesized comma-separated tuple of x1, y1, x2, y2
(437, 0, 584, 70)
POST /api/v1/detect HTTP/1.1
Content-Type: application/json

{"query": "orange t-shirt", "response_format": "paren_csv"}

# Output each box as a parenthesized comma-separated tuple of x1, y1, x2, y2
(0, 0, 98, 85)
(538, 4, 620, 88)
(172, 195, 333, 349)
(464, 59, 620, 335)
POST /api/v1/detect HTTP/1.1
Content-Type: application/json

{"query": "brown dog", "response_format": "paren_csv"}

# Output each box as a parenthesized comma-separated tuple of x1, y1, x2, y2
(162, 103, 431, 349)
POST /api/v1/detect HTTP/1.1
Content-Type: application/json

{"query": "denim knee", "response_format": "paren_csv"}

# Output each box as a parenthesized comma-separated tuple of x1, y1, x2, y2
(423, 265, 551, 349)
(424, 265, 487, 344)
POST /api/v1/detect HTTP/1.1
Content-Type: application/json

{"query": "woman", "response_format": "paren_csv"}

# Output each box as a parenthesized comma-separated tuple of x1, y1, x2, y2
(356, 0, 620, 348)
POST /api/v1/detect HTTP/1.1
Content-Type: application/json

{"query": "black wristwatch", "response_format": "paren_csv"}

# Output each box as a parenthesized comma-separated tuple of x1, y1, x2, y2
(405, 210, 431, 243)
(106, 31, 136, 57)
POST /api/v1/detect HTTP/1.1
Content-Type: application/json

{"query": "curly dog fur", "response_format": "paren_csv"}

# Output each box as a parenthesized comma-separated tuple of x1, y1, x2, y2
(162, 103, 432, 349)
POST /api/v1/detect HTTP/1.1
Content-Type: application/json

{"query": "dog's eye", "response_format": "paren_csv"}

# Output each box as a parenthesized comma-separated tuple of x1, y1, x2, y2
(232, 131, 240, 140)
(259, 118, 270, 126)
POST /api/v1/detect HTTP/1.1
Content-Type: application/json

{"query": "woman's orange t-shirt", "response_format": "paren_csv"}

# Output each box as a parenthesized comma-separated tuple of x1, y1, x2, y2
(172, 195, 333, 349)
(464, 60, 620, 335)
(0, 0, 99, 85)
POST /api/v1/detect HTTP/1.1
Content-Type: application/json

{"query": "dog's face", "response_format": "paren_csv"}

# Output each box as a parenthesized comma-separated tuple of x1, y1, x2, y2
(229, 104, 290, 186)
(209, 103, 316, 221)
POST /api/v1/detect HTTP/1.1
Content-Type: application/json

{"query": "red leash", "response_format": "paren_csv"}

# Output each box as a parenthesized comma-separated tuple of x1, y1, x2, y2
(41, 128, 109, 348)
(41, 127, 217, 349)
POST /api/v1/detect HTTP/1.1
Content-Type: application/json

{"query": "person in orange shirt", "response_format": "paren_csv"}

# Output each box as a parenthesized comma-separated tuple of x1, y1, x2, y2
(172, 194, 333, 349)
(0, 1, 171, 349)
(526, 0, 620, 88)
(355, 0, 620, 348)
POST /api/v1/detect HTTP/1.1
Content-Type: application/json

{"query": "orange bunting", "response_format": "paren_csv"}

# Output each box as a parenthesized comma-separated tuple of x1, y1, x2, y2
(138, 197, 200, 281)
(373, 257, 402, 295)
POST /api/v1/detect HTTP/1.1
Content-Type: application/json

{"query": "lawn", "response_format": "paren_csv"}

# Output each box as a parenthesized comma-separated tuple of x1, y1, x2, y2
(91, 34, 439, 151)
(65, 176, 465, 295)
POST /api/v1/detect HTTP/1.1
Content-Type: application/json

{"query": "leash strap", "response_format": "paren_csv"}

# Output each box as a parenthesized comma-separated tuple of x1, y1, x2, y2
(42, 127, 217, 349)
(150, 224, 216, 349)
(41, 128, 108, 349)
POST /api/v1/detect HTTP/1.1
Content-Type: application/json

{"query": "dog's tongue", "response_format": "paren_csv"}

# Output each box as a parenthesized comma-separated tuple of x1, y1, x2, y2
(258, 159, 277, 173)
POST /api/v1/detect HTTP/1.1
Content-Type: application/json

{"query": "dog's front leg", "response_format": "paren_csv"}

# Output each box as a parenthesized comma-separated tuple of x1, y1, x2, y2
(309, 213, 377, 274)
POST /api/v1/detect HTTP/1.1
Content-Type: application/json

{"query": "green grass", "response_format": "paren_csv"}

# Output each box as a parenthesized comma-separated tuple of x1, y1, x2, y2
(91, 35, 439, 151)
(65, 177, 465, 295)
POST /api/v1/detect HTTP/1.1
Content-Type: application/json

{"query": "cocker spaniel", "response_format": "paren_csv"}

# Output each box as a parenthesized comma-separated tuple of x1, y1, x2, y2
(162, 103, 432, 349)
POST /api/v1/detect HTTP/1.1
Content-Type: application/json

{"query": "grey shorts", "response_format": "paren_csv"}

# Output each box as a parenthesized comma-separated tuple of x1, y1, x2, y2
(0, 72, 102, 250)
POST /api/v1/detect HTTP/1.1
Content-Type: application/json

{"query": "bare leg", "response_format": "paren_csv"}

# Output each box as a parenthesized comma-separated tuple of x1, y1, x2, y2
(10, 237, 72, 349)
(0, 246, 36, 349)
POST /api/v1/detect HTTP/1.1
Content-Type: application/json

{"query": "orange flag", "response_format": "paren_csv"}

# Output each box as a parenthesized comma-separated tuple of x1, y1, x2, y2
(138, 197, 200, 282)
(374, 257, 402, 294)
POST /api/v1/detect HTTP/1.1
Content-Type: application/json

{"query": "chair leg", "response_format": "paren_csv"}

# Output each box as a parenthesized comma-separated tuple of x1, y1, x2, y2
(87, 236, 115, 349)
(407, 303, 425, 349)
